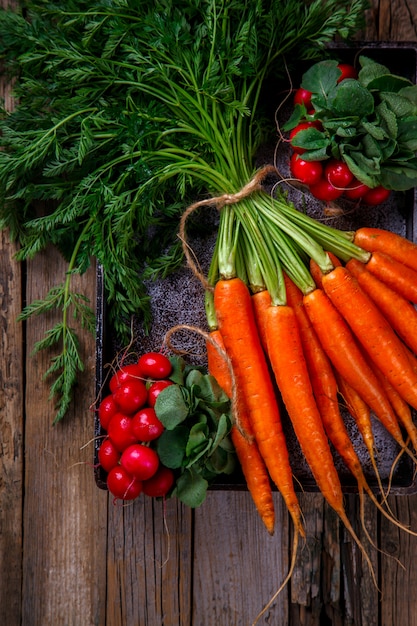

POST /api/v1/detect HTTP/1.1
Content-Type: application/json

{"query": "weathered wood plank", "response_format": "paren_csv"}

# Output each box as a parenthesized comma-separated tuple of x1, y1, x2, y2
(106, 495, 193, 625)
(339, 496, 379, 626)
(379, 496, 417, 626)
(376, 0, 417, 40)
(290, 494, 325, 625)
(0, 2, 415, 626)
(288, 495, 379, 626)
(0, 230, 23, 625)
(192, 491, 289, 626)
(21, 247, 107, 626)
(363, 0, 417, 41)
(0, 1, 24, 621)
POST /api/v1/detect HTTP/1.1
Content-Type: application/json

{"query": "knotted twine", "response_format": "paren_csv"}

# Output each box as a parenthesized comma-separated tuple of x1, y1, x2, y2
(177, 164, 279, 291)
(163, 164, 279, 440)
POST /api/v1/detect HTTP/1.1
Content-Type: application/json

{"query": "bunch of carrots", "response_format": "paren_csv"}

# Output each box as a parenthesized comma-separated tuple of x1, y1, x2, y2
(177, 173, 417, 618)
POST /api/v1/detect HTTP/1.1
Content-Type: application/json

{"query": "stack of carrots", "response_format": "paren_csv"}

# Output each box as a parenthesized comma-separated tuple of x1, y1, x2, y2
(191, 180, 417, 607)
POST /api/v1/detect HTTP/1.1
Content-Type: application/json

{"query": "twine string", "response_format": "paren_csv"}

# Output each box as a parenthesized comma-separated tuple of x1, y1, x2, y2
(178, 164, 279, 289)
(170, 167, 279, 439)
(163, 323, 252, 441)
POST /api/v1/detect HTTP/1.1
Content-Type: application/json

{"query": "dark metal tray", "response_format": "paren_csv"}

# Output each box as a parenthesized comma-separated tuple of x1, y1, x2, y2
(94, 42, 417, 495)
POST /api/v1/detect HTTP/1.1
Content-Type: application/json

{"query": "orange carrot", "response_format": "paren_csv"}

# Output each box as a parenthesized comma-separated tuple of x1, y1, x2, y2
(264, 302, 344, 504)
(303, 288, 408, 449)
(206, 329, 234, 392)
(309, 259, 324, 289)
(354, 227, 417, 273)
(365, 251, 417, 304)
(346, 257, 417, 356)
(335, 374, 374, 455)
(252, 289, 272, 351)
(213, 277, 304, 538)
(333, 371, 401, 517)
(206, 329, 275, 535)
(263, 301, 376, 582)
(332, 369, 414, 535)
(310, 252, 342, 288)
(284, 275, 370, 482)
(334, 372, 380, 478)
(322, 265, 417, 413)
(371, 363, 417, 454)
(283, 275, 393, 501)
(230, 430, 275, 531)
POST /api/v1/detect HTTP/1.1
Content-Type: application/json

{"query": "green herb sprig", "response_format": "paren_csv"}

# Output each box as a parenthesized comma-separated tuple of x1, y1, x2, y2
(0, 0, 368, 421)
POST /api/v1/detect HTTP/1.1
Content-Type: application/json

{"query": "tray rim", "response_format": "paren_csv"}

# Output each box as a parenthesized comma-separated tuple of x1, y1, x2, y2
(94, 41, 417, 496)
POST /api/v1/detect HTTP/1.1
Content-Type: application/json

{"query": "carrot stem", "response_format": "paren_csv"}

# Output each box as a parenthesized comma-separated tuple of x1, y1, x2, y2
(262, 190, 370, 263)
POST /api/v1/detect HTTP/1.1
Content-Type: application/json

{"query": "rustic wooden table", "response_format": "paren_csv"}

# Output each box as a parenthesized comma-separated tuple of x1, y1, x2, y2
(1, 2, 417, 625)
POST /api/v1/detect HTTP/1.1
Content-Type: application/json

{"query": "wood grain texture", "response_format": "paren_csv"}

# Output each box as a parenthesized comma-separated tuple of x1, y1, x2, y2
(0, 231, 23, 626)
(379, 497, 417, 626)
(21, 248, 107, 626)
(0, 1, 417, 626)
(376, 0, 417, 40)
(192, 492, 289, 625)
(0, 6, 23, 619)
(106, 496, 193, 625)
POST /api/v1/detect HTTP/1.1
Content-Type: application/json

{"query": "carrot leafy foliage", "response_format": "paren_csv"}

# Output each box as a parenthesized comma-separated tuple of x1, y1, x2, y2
(0, 0, 368, 421)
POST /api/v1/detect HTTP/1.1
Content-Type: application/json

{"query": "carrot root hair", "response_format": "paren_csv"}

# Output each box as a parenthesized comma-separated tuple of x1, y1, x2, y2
(251, 528, 300, 626)
(357, 487, 406, 568)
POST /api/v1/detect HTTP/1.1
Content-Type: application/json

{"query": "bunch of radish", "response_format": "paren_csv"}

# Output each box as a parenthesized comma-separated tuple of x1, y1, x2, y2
(288, 63, 391, 206)
(97, 351, 176, 502)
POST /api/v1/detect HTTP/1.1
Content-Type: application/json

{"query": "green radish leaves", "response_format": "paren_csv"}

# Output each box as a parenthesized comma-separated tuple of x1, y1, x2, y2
(155, 357, 235, 507)
(330, 79, 374, 117)
(284, 55, 417, 191)
(153, 384, 189, 430)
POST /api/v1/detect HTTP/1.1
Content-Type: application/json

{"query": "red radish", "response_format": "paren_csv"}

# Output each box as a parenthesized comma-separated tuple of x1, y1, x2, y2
(98, 394, 118, 429)
(337, 63, 358, 82)
(309, 178, 343, 201)
(107, 412, 137, 452)
(137, 351, 172, 379)
(112, 379, 148, 414)
(109, 363, 144, 393)
(120, 444, 160, 481)
(147, 380, 174, 407)
(131, 407, 164, 441)
(107, 466, 142, 501)
(293, 87, 312, 108)
(362, 185, 391, 206)
(344, 178, 371, 200)
(290, 153, 323, 185)
(324, 159, 354, 188)
(98, 438, 121, 473)
(289, 120, 322, 154)
(143, 466, 175, 497)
